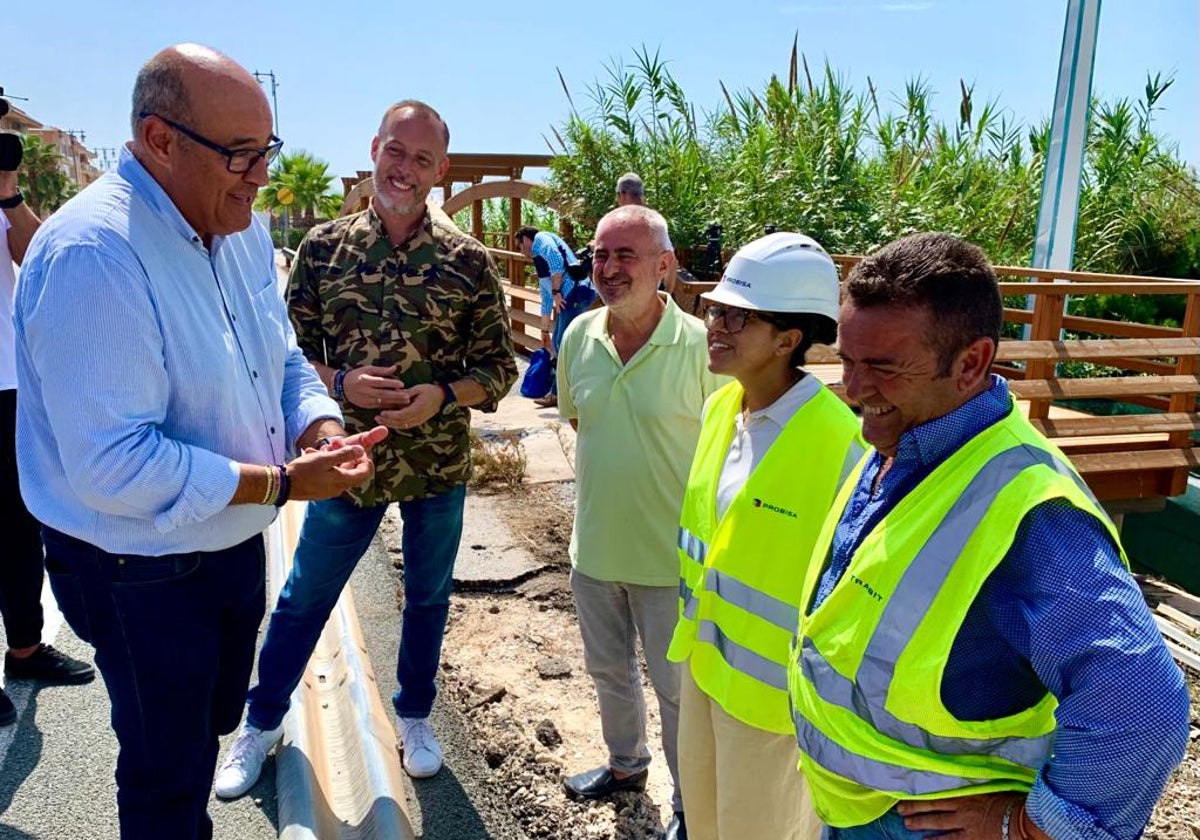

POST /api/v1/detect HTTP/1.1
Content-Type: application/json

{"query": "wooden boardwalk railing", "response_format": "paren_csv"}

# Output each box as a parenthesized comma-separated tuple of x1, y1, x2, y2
(496, 249, 1200, 505)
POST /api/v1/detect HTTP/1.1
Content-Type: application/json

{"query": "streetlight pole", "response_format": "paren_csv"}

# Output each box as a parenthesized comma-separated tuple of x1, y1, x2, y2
(253, 70, 284, 246)
(253, 70, 280, 134)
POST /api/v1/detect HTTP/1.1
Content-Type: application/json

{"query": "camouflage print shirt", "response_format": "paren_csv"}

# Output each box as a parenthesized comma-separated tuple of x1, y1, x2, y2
(287, 207, 517, 506)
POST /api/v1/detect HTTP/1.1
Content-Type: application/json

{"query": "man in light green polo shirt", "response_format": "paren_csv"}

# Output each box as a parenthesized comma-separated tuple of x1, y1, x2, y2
(557, 205, 724, 840)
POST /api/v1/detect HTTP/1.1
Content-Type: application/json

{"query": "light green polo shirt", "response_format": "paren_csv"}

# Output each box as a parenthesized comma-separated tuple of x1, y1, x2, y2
(558, 295, 726, 586)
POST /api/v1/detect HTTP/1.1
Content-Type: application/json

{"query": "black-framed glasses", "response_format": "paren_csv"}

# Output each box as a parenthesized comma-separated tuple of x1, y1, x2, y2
(704, 303, 772, 334)
(140, 112, 283, 173)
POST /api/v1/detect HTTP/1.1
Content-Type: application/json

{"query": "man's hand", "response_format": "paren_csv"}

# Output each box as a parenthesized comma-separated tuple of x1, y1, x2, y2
(343, 364, 412, 410)
(376, 383, 443, 431)
(318, 425, 389, 454)
(286, 435, 380, 500)
(552, 291, 565, 315)
(897, 793, 1036, 840)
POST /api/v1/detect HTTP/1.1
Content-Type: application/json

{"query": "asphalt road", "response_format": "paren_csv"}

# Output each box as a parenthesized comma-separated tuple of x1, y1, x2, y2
(0, 523, 528, 840)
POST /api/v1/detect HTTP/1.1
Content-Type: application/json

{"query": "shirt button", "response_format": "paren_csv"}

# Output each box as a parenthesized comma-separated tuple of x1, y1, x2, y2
(270, 426, 276, 434)
(252, 371, 259, 378)
(231, 313, 237, 321)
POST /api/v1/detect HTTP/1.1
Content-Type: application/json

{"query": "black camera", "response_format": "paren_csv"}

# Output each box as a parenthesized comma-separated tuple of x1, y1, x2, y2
(0, 88, 22, 172)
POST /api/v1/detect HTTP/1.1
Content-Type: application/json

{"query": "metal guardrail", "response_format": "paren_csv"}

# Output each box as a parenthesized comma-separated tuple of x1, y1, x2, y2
(268, 503, 415, 840)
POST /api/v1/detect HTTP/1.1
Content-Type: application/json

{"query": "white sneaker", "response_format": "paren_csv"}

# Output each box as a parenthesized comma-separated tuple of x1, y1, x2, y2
(214, 722, 283, 799)
(398, 716, 443, 778)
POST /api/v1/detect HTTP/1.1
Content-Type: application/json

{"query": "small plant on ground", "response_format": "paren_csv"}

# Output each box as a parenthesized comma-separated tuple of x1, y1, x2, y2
(470, 430, 528, 489)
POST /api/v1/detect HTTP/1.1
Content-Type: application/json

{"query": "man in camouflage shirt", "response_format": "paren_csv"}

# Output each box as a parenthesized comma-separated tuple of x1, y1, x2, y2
(215, 100, 516, 795)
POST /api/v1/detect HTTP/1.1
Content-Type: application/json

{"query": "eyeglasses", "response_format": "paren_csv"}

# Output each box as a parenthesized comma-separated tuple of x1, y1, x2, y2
(704, 303, 773, 334)
(140, 112, 284, 173)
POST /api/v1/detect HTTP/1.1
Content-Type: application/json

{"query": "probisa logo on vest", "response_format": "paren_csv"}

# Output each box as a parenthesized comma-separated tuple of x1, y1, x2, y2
(752, 498, 797, 518)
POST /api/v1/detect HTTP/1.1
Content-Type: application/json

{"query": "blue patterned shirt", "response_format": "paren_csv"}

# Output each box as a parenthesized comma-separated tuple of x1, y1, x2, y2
(813, 375, 1190, 840)
(15, 146, 339, 555)
(531, 231, 579, 316)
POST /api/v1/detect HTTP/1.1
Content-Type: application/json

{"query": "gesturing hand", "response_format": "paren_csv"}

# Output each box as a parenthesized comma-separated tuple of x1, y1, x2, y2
(343, 364, 412, 411)
(287, 427, 387, 500)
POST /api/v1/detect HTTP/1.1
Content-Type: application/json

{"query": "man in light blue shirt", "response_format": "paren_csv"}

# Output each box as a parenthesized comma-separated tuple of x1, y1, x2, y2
(514, 225, 595, 407)
(14, 44, 385, 840)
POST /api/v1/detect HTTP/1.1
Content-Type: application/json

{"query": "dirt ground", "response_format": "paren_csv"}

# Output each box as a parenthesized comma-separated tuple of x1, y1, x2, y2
(423, 479, 1200, 840)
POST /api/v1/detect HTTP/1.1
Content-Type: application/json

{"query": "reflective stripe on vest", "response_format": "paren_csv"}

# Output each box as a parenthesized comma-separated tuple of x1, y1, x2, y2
(695, 619, 788, 690)
(794, 445, 1083, 788)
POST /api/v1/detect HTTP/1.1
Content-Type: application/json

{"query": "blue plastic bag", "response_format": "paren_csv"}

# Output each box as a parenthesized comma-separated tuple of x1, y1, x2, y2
(520, 348, 554, 399)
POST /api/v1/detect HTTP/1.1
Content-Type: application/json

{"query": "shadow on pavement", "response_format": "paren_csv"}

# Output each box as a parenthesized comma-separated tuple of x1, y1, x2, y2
(0, 685, 43, 818)
(410, 763, 494, 840)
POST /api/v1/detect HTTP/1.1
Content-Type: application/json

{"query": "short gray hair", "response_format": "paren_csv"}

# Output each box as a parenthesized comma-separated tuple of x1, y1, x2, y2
(600, 205, 672, 250)
(130, 52, 193, 135)
(616, 171, 644, 199)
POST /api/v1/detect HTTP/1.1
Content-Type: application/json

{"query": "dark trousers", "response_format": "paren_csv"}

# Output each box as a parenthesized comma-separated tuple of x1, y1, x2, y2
(43, 527, 266, 840)
(0, 389, 44, 650)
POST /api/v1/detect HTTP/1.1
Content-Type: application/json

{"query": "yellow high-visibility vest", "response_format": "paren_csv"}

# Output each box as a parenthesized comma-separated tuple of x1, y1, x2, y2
(787, 402, 1126, 826)
(668, 379, 864, 734)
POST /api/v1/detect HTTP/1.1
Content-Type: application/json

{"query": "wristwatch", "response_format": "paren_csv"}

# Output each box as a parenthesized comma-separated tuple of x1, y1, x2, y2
(0, 190, 23, 209)
(439, 381, 458, 411)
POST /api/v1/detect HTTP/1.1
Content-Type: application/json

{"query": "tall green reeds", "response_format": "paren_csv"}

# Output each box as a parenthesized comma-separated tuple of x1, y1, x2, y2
(542, 41, 1200, 286)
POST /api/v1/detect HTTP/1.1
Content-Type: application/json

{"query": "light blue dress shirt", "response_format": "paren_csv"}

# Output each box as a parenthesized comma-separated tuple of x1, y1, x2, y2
(15, 146, 339, 555)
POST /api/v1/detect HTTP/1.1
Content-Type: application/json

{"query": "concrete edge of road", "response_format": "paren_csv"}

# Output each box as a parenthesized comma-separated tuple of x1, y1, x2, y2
(268, 502, 416, 840)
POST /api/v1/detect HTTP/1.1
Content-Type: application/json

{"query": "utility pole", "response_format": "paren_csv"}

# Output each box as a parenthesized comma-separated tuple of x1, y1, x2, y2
(64, 129, 86, 186)
(93, 146, 119, 171)
(253, 70, 280, 134)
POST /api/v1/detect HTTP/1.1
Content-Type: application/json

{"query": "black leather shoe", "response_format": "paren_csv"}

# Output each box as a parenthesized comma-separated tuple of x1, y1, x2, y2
(665, 812, 687, 840)
(5, 644, 95, 685)
(0, 686, 14, 726)
(563, 765, 648, 800)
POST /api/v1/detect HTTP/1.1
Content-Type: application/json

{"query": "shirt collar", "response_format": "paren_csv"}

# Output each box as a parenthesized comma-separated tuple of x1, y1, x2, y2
(585, 292, 683, 344)
(743, 374, 822, 430)
(117, 145, 211, 250)
(891, 374, 1013, 468)
(364, 203, 434, 251)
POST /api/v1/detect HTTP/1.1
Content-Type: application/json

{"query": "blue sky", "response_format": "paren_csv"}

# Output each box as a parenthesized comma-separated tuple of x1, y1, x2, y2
(5, 0, 1196, 182)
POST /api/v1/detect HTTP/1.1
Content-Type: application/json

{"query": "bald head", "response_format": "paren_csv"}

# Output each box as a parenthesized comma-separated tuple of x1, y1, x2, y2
(131, 44, 265, 136)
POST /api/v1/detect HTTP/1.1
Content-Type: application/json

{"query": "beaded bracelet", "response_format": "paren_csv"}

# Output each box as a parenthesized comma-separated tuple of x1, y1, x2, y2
(260, 464, 276, 505)
(1001, 801, 1016, 840)
(273, 464, 292, 508)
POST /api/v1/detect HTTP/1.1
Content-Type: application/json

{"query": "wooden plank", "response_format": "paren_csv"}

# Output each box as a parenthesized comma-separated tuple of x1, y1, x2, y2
(1030, 413, 1200, 438)
(1164, 639, 1200, 672)
(1157, 603, 1200, 635)
(1008, 374, 1200, 400)
(504, 284, 540, 304)
(1068, 447, 1200, 474)
(1155, 616, 1200, 655)
(998, 281, 1200, 295)
(995, 338, 1200, 362)
(1060, 315, 1183, 339)
(508, 308, 543, 329)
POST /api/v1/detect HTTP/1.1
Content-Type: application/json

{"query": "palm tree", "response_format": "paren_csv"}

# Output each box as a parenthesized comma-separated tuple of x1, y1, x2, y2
(256, 151, 342, 228)
(18, 135, 76, 216)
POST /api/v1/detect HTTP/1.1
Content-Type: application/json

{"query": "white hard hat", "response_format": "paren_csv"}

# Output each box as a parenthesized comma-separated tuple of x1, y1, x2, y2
(702, 232, 839, 319)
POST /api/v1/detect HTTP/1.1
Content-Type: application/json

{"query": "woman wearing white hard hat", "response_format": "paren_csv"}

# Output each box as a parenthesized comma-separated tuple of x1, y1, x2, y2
(667, 232, 864, 840)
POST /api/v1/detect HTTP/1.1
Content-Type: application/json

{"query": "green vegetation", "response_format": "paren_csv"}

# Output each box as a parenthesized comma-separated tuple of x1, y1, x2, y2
(256, 151, 343, 229)
(541, 43, 1200, 301)
(18, 135, 76, 216)
(452, 197, 559, 248)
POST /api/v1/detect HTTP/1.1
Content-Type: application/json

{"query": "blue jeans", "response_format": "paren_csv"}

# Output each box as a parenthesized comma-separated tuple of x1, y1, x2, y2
(246, 485, 466, 730)
(549, 296, 592, 396)
(822, 808, 941, 840)
(43, 527, 265, 840)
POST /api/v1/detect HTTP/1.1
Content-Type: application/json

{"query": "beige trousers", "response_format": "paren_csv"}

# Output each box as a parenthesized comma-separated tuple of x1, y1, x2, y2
(678, 667, 821, 840)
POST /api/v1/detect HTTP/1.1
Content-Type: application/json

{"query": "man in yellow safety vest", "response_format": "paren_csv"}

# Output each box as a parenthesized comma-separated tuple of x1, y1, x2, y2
(787, 232, 1190, 840)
